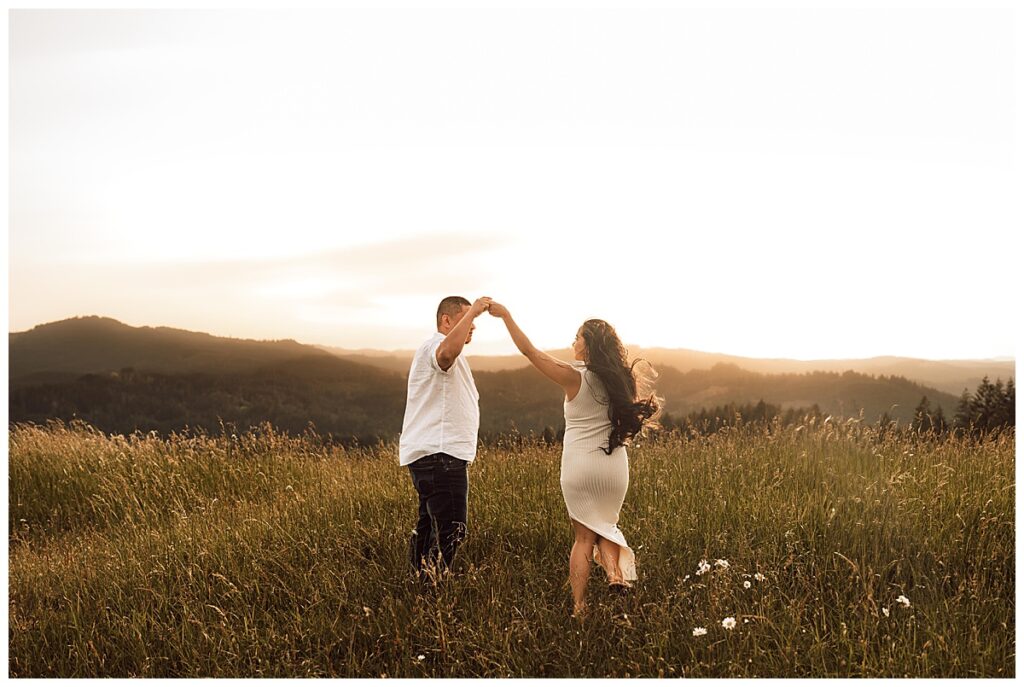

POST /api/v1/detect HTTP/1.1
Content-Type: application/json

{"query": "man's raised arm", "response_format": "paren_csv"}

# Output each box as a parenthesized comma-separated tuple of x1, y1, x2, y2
(436, 297, 492, 370)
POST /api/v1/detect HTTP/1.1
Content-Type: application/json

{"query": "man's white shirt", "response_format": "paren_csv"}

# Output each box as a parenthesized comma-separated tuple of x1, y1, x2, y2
(398, 332, 480, 466)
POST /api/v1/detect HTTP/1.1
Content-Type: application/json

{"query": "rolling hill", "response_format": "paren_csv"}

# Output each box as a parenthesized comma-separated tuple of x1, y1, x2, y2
(10, 316, 329, 384)
(319, 345, 1014, 397)
(9, 317, 1002, 439)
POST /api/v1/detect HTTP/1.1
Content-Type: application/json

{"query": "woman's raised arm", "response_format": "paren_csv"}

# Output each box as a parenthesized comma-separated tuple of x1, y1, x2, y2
(488, 302, 582, 399)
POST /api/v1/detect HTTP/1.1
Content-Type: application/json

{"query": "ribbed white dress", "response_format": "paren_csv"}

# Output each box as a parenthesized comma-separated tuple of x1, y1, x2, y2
(560, 363, 637, 581)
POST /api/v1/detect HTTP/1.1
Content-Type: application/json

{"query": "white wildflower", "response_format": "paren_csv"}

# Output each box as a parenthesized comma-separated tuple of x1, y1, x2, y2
(754, 572, 766, 582)
(715, 559, 730, 569)
(696, 559, 711, 576)
(882, 607, 890, 618)
(416, 655, 425, 661)
(896, 595, 911, 608)
(743, 580, 751, 589)
(722, 617, 737, 630)
(692, 627, 707, 637)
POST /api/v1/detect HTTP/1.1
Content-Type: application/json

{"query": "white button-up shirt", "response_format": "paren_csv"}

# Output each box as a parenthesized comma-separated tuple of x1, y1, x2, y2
(398, 332, 481, 466)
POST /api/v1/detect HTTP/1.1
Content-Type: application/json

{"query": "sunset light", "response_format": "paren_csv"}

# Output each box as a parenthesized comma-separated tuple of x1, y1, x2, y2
(7, 7, 1017, 679)
(9, 7, 1017, 360)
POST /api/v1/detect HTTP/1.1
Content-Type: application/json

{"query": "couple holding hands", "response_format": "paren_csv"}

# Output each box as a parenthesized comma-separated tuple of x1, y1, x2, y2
(398, 296, 661, 617)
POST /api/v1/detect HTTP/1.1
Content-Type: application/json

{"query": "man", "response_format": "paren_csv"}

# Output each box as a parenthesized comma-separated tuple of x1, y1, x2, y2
(400, 295, 492, 583)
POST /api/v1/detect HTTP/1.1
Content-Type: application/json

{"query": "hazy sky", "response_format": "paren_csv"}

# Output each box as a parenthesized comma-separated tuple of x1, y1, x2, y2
(8, 6, 1019, 359)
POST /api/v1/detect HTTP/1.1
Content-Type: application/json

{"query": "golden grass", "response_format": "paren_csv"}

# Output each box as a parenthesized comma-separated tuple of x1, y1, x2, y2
(8, 419, 1015, 677)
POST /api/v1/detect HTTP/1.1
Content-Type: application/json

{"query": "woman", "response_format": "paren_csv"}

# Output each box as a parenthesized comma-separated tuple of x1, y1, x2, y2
(486, 303, 661, 617)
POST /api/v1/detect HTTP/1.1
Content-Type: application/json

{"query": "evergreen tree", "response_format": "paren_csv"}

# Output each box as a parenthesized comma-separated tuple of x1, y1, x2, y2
(1005, 378, 1016, 426)
(990, 379, 1009, 428)
(912, 396, 932, 433)
(975, 376, 996, 431)
(955, 388, 973, 430)
(541, 426, 556, 446)
(953, 376, 1015, 435)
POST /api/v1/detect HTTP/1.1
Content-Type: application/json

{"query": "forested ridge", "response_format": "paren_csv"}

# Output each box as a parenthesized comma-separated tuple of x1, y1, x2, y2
(10, 316, 1010, 442)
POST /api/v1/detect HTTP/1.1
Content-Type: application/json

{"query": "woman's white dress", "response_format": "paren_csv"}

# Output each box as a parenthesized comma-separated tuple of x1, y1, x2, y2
(560, 363, 637, 581)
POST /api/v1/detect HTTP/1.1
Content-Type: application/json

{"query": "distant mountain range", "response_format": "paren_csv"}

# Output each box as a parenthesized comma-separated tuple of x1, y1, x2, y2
(318, 344, 1013, 397)
(8, 316, 1014, 438)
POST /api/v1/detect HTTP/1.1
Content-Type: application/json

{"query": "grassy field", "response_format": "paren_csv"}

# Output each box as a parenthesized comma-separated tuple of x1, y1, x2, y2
(7, 419, 1015, 677)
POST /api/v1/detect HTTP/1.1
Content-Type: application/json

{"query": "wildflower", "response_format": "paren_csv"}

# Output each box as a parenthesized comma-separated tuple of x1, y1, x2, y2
(416, 655, 425, 661)
(692, 627, 707, 637)
(696, 559, 711, 576)
(896, 595, 911, 608)
(743, 581, 751, 589)
(722, 617, 737, 630)
(754, 572, 766, 582)
(882, 607, 890, 618)
(362, 606, 372, 617)
(715, 559, 730, 569)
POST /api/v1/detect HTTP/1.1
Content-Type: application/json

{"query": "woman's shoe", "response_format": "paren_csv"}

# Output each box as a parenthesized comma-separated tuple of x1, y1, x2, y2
(608, 580, 632, 593)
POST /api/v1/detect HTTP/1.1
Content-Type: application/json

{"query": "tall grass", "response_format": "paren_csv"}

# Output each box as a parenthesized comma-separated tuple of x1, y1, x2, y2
(8, 419, 1014, 677)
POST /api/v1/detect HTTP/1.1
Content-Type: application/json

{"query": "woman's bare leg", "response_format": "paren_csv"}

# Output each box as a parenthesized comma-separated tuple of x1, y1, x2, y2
(596, 537, 625, 585)
(569, 520, 598, 616)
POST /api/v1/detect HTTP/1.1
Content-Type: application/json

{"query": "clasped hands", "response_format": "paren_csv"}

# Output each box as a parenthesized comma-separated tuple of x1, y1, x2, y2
(470, 297, 509, 319)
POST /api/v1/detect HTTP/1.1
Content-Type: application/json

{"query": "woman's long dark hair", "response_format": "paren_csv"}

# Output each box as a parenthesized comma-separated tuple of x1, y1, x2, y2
(579, 319, 662, 454)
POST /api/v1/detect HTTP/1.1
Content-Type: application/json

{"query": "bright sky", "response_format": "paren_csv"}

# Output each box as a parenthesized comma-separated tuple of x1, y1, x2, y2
(7, 5, 1020, 359)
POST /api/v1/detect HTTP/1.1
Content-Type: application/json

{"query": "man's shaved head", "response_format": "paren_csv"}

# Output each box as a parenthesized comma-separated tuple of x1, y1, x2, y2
(436, 296, 472, 328)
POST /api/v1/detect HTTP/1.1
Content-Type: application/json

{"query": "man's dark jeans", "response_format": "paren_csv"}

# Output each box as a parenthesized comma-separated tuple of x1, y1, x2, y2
(408, 453, 468, 581)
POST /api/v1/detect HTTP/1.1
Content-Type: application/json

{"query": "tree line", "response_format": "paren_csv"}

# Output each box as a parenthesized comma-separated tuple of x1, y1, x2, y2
(9, 365, 1011, 445)
(658, 400, 824, 436)
(911, 376, 1015, 435)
